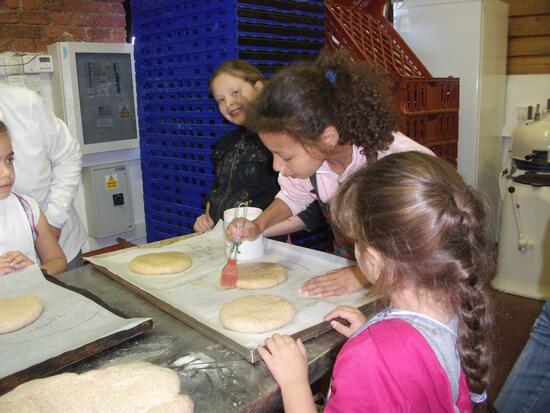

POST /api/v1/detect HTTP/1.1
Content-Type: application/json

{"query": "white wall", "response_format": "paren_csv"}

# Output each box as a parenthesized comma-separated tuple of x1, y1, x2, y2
(502, 74, 550, 137)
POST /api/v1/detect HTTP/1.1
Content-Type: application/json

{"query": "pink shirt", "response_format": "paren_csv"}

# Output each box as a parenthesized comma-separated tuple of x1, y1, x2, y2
(325, 318, 472, 413)
(276, 132, 434, 215)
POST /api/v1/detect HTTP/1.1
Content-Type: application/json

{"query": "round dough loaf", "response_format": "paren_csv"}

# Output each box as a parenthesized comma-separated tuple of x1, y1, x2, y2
(0, 295, 43, 334)
(219, 294, 295, 333)
(129, 252, 192, 275)
(0, 362, 194, 413)
(236, 262, 287, 289)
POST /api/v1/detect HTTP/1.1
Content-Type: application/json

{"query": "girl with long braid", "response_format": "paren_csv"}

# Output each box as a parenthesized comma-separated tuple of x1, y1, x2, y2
(258, 152, 496, 413)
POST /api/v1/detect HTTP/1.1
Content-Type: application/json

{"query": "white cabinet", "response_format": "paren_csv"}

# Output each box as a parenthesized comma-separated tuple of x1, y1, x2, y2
(393, 0, 508, 211)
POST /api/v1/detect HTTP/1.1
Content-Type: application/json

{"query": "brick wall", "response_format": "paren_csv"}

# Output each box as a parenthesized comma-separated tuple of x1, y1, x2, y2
(0, 0, 127, 53)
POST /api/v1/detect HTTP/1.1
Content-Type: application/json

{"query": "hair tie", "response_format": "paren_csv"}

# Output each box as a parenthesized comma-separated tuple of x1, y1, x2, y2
(470, 391, 487, 404)
(325, 70, 336, 85)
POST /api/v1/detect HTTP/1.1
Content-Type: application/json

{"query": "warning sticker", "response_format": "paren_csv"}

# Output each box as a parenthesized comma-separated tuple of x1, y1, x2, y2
(119, 104, 132, 119)
(105, 174, 119, 190)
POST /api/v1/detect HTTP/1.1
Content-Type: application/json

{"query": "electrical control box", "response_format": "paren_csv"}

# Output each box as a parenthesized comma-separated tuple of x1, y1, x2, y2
(82, 162, 135, 238)
(23, 55, 54, 73)
(48, 42, 139, 154)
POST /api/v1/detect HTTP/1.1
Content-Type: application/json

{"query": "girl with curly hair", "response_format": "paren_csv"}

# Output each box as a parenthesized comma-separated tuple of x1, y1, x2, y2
(259, 152, 496, 413)
(227, 50, 433, 297)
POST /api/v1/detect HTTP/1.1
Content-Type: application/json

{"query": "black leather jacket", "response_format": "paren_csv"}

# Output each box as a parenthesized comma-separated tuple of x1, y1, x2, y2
(207, 127, 279, 222)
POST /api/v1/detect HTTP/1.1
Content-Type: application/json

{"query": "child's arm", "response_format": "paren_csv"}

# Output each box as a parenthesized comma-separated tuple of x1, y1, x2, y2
(0, 251, 34, 275)
(34, 210, 67, 276)
(263, 215, 306, 237)
(257, 334, 317, 413)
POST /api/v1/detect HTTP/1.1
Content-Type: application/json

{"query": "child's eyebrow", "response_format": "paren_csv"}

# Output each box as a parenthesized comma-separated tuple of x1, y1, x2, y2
(0, 151, 14, 160)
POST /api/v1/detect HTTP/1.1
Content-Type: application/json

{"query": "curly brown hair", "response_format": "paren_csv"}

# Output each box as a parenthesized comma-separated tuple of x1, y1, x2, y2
(332, 152, 495, 411)
(245, 49, 397, 161)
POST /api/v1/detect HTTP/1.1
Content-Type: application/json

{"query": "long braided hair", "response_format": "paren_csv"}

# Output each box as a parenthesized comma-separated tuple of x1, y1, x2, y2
(332, 152, 495, 411)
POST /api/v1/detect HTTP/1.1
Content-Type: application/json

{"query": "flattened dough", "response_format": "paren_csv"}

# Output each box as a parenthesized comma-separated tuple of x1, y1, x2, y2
(220, 294, 295, 333)
(0, 295, 43, 334)
(129, 252, 192, 275)
(236, 262, 287, 289)
(0, 362, 194, 413)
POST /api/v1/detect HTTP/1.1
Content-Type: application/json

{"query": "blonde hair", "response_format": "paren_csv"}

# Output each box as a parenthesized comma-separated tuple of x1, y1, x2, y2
(209, 59, 264, 91)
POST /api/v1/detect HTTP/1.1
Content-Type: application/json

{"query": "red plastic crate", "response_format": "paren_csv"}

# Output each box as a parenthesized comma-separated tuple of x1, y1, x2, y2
(325, 0, 430, 78)
(398, 77, 459, 114)
(325, 0, 460, 168)
(399, 111, 458, 144)
(427, 141, 458, 167)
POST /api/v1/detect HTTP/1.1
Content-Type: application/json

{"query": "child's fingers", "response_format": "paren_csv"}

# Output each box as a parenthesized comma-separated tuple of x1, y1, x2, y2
(13, 259, 31, 269)
(0, 256, 15, 274)
(3, 251, 17, 262)
(257, 345, 272, 365)
(324, 306, 358, 322)
(296, 338, 307, 359)
(329, 320, 355, 338)
(0, 263, 12, 275)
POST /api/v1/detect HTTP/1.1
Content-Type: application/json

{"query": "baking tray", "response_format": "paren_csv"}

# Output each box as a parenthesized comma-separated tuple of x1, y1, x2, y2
(86, 223, 378, 363)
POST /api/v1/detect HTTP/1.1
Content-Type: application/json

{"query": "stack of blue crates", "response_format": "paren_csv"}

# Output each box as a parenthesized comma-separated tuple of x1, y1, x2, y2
(132, 0, 328, 250)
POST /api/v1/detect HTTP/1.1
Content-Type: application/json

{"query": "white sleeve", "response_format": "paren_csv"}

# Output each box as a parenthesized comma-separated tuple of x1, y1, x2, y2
(31, 94, 83, 229)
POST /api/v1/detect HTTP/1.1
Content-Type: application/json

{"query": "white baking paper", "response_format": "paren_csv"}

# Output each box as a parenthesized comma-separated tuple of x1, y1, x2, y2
(0, 265, 150, 380)
(86, 221, 377, 349)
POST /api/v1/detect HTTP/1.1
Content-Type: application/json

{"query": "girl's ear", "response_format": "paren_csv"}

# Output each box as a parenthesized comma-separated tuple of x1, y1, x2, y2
(356, 246, 383, 284)
(253, 80, 264, 92)
(319, 125, 340, 149)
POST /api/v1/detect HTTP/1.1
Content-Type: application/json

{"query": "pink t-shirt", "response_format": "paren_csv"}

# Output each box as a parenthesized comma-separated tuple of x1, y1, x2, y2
(325, 318, 472, 413)
(276, 132, 434, 216)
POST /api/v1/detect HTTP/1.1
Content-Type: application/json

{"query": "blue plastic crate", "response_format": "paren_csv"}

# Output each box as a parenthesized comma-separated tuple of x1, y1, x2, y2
(143, 162, 215, 182)
(141, 133, 219, 151)
(142, 144, 213, 164)
(145, 201, 202, 234)
(139, 123, 232, 138)
(142, 154, 214, 175)
(133, 0, 325, 241)
(145, 185, 208, 209)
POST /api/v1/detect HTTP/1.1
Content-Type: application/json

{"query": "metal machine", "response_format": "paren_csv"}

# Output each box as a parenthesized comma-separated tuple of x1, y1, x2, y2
(493, 119, 550, 299)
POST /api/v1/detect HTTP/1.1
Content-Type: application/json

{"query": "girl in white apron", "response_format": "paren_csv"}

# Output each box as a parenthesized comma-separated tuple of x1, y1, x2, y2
(0, 120, 66, 276)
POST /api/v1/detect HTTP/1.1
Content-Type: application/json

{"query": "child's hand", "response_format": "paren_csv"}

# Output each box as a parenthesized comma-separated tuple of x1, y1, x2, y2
(0, 251, 33, 275)
(226, 218, 261, 242)
(0, 255, 11, 275)
(193, 213, 214, 233)
(257, 334, 309, 390)
(299, 266, 367, 298)
(325, 306, 368, 337)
